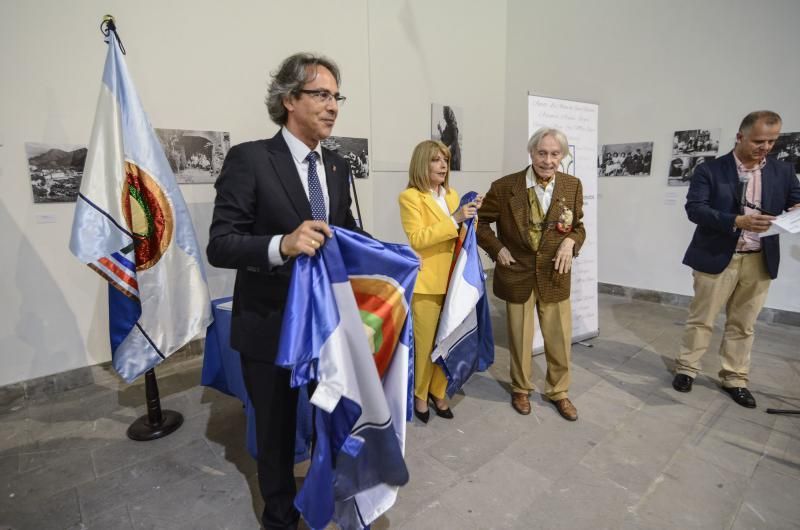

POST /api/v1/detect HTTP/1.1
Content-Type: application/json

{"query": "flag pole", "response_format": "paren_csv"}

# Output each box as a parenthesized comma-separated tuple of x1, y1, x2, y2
(100, 15, 126, 54)
(349, 171, 364, 230)
(127, 368, 184, 441)
(95, 16, 184, 441)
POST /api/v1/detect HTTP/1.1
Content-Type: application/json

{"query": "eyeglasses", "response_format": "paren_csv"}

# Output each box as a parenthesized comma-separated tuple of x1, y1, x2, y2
(297, 89, 346, 105)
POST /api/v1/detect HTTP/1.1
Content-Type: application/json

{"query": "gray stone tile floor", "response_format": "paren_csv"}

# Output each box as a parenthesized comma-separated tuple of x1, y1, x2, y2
(2, 293, 799, 529)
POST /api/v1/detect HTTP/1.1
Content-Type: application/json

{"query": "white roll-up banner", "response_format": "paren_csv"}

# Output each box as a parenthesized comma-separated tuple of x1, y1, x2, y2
(528, 94, 599, 350)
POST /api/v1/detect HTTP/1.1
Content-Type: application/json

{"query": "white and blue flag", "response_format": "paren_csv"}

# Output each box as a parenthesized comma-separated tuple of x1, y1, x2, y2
(277, 228, 418, 530)
(432, 191, 495, 396)
(69, 30, 212, 382)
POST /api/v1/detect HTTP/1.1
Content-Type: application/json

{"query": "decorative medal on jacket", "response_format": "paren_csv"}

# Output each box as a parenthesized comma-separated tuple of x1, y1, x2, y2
(555, 198, 573, 234)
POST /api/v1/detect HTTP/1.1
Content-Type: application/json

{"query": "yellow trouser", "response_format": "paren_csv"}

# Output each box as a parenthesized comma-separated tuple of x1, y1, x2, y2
(412, 293, 448, 401)
(676, 253, 771, 388)
(507, 287, 572, 400)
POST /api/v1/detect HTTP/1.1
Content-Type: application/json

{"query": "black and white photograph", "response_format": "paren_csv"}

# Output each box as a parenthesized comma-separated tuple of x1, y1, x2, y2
(320, 136, 369, 179)
(672, 128, 720, 156)
(598, 141, 653, 176)
(769, 131, 800, 176)
(154, 128, 230, 184)
(667, 155, 715, 186)
(25, 142, 87, 203)
(431, 103, 463, 171)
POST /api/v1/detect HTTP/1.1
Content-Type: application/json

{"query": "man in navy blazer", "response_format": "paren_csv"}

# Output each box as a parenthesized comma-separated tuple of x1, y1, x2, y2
(207, 53, 358, 530)
(673, 111, 800, 408)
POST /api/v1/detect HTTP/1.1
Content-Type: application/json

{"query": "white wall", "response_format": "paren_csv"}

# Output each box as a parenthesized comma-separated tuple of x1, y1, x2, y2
(0, 0, 507, 386)
(0, 0, 375, 387)
(504, 0, 800, 313)
(1, 0, 798, 386)
(365, 1, 507, 244)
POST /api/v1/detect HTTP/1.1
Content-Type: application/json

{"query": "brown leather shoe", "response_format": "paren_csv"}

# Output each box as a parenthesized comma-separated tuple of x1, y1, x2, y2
(511, 392, 531, 415)
(550, 397, 578, 421)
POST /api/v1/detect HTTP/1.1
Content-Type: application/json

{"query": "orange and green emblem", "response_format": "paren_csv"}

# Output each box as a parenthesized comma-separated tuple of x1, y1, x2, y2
(121, 161, 174, 270)
(351, 277, 406, 379)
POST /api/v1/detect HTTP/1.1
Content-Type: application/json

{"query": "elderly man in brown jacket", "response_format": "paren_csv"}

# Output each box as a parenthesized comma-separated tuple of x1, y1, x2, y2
(477, 127, 585, 420)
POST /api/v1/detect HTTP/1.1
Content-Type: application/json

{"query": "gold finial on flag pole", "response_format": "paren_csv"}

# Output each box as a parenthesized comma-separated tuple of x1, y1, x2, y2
(100, 14, 116, 33)
(99, 15, 126, 54)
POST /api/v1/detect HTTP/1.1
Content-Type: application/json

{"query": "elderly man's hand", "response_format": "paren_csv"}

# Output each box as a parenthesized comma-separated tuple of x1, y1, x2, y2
(497, 247, 516, 267)
(553, 238, 575, 274)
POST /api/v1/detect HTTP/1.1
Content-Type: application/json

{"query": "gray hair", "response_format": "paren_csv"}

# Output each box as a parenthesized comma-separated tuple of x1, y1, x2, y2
(264, 53, 341, 126)
(527, 127, 569, 155)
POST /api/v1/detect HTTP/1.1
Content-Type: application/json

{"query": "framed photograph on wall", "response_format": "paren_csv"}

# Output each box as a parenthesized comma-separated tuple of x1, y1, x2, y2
(668, 128, 720, 186)
(672, 128, 720, 156)
(667, 155, 716, 186)
(431, 103, 463, 171)
(321, 136, 369, 179)
(25, 142, 87, 203)
(154, 129, 230, 184)
(598, 141, 653, 176)
(769, 131, 800, 176)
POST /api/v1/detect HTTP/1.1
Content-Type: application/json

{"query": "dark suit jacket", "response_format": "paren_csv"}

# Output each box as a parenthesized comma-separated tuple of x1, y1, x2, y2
(207, 131, 359, 362)
(477, 168, 586, 304)
(683, 151, 800, 279)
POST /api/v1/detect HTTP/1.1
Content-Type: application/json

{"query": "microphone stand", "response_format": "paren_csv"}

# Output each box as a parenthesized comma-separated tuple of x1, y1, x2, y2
(349, 169, 364, 230)
(766, 409, 800, 415)
(743, 201, 778, 217)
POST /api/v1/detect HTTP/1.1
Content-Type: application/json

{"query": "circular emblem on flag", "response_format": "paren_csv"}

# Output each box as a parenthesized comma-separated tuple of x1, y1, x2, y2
(351, 277, 406, 379)
(121, 161, 173, 271)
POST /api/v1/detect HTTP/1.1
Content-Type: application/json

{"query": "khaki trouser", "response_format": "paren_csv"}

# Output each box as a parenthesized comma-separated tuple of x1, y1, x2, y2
(412, 293, 449, 401)
(675, 253, 771, 388)
(507, 287, 572, 400)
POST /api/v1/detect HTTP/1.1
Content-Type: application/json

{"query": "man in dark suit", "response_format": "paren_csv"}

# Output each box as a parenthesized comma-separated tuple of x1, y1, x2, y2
(477, 128, 586, 420)
(207, 53, 359, 529)
(673, 111, 800, 408)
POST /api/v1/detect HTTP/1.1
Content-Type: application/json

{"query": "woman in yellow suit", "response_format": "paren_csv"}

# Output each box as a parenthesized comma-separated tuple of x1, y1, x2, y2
(399, 140, 480, 423)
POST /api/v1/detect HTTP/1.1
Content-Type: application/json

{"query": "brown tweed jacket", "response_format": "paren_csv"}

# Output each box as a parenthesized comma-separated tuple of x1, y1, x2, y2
(477, 168, 585, 304)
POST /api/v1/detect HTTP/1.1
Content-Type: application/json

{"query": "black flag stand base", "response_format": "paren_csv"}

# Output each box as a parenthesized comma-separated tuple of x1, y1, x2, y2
(127, 368, 183, 441)
(766, 409, 800, 416)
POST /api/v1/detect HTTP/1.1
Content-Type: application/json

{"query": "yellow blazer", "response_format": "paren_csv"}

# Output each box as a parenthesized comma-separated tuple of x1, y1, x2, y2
(398, 186, 460, 294)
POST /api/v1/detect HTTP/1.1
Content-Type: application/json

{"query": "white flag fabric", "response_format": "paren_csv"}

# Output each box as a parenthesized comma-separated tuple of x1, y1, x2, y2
(277, 228, 418, 529)
(69, 32, 212, 382)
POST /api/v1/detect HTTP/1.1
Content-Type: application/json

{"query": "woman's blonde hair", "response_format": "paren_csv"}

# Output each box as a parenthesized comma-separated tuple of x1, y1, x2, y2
(407, 140, 451, 191)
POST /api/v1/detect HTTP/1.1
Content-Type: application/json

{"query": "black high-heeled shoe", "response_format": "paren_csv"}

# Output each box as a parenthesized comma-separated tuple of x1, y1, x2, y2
(413, 407, 430, 424)
(428, 394, 454, 419)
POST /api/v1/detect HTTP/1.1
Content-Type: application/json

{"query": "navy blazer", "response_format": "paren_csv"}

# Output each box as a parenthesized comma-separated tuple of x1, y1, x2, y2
(683, 151, 800, 279)
(207, 131, 359, 361)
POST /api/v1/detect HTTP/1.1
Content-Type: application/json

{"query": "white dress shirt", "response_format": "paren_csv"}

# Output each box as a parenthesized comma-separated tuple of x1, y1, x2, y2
(526, 166, 555, 212)
(267, 127, 331, 267)
(430, 186, 459, 228)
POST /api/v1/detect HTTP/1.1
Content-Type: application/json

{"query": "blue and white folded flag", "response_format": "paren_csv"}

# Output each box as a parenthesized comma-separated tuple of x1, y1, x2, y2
(432, 191, 495, 397)
(277, 228, 418, 530)
(69, 31, 212, 382)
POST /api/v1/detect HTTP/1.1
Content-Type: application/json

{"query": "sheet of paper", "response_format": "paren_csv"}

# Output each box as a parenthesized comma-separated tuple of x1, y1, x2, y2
(759, 207, 800, 237)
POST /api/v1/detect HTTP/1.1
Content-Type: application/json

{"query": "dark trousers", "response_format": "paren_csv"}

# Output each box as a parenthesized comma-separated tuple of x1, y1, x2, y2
(240, 357, 300, 530)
